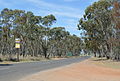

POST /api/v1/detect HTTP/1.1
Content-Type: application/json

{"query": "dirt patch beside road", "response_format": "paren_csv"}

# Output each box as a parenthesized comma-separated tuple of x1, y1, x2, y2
(19, 59, 120, 81)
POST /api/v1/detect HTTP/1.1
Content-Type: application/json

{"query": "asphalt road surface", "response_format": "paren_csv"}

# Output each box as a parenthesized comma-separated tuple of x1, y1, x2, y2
(0, 56, 90, 81)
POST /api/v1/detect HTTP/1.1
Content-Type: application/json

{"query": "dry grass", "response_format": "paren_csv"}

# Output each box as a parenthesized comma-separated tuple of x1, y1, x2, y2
(0, 56, 50, 64)
(90, 57, 120, 69)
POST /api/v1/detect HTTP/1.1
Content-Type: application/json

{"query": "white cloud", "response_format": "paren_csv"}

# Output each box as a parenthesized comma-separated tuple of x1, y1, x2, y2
(55, 18, 79, 31)
(26, 0, 83, 18)
(53, 12, 82, 18)
(0, 0, 83, 36)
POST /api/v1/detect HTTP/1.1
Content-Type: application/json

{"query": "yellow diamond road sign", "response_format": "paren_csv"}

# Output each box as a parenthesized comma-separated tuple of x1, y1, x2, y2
(15, 43, 20, 48)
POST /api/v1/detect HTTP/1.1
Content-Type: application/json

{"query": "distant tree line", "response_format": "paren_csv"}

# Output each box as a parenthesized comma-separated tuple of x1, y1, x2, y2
(78, 0, 120, 61)
(0, 8, 82, 61)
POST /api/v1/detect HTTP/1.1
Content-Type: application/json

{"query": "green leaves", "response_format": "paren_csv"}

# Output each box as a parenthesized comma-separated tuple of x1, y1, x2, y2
(78, 0, 120, 60)
(0, 8, 82, 60)
(42, 14, 56, 27)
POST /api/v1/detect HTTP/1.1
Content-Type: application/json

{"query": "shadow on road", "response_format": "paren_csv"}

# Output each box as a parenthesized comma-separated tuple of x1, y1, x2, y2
(0, 64, 13, 66)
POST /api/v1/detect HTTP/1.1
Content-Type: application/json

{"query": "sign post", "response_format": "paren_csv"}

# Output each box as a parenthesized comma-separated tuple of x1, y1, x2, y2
(15, 38, 20, 61)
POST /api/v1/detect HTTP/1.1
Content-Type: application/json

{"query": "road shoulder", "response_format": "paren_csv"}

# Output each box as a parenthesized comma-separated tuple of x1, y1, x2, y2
(18, 58, 120, 81)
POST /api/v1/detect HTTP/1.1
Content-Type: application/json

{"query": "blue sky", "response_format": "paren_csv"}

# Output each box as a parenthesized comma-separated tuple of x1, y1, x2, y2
(0, 0, 98, 36)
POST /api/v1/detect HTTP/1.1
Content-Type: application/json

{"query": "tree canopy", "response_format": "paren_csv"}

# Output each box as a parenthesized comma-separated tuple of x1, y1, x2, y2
(0, 8, 82, 61)
(78, 0, 120, 61)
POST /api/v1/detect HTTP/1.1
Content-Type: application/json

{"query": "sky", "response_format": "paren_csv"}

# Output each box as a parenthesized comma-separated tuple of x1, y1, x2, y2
(0, 0, 98, 36)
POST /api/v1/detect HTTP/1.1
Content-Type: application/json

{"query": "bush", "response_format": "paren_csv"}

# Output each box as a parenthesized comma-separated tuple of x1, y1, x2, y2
(0, 58, 3, 62)
(9, 58, 18, 62)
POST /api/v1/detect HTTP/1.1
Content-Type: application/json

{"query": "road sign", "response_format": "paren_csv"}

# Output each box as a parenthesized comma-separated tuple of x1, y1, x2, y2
(15, 43, 20, 48)
(15, 38, 20, 43)
(15, 38, 21, 61)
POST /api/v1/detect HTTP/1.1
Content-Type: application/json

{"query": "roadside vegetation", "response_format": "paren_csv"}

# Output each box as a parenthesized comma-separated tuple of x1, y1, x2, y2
(0, 0, 120, 63)
(78, 0, 120, 61)
(0, 8, 82, 62)
(90, 57, 120, 69)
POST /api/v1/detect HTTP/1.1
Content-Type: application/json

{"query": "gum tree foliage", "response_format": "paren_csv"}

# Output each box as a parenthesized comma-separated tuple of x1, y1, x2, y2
(0, 8, 82, 61)
(78, 0, 120, 61)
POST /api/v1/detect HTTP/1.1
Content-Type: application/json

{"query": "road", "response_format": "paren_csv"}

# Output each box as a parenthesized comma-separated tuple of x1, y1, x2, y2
(0, 56, 90, 81)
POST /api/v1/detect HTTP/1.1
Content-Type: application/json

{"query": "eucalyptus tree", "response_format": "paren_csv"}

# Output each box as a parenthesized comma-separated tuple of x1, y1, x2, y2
(78, 0, 120, 61)
(41, 14, 56, 58)
(48, 27, 82, 57)
(22, 11, 42, 57)
(0, 8, 44, 60)
(14, 10, 44, 58)
(0, 8, 16, 59)
(48, 27, 69, 57)
(64, 35, 82, 56)
(0, 8, 82, 61)
(78, 0, 113, 58)
(112, 0, 120, 60)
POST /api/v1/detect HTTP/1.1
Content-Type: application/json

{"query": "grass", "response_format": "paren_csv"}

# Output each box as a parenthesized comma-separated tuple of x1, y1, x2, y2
(0, 55, 88, 64)
(0, 56, 51, 64)
(90, 57, 120, 69)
